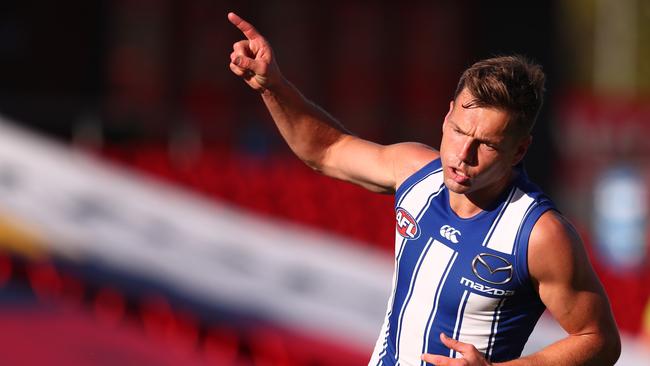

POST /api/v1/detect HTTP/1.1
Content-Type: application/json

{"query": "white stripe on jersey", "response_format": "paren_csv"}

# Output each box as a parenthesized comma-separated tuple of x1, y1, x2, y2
(481, 187, 516, 247)
(396, 170, 444, 220)
(396, 239, 456, 366)
(423, 248, 458, 358)
(395, 237, 434, 361)
(370, 169, 444, 366)
(485, 188, 535, 255)
(452, 292, 507, 357)
(395, 168, 443, 208)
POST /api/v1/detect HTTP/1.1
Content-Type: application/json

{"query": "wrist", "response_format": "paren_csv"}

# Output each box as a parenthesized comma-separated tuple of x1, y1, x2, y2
(260, 75, 290, 98)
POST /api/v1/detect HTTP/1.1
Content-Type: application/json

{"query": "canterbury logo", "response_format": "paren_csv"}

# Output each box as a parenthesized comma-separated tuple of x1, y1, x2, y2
(439, 225, 461, 243)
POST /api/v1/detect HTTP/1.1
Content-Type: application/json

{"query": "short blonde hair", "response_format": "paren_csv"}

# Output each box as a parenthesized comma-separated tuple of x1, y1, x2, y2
(454, 55, 545, 136)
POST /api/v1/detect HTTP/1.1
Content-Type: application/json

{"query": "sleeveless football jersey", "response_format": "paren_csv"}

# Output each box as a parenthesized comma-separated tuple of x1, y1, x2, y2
(369, 158, 555, 366)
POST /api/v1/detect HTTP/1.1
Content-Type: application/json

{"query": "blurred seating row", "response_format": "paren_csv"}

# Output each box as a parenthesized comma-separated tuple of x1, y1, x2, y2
(102, 145, 396, 252)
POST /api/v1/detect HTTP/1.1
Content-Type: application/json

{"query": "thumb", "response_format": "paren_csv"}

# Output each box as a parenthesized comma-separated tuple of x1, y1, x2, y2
(421, 353, 452, 365)
(232, 55, 266, 75)
(440, 333, 470, 354)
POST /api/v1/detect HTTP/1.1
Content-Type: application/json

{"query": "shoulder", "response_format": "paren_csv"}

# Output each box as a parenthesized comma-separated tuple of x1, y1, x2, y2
(386, 142, 439, 188)
(527, 210, 587, 285)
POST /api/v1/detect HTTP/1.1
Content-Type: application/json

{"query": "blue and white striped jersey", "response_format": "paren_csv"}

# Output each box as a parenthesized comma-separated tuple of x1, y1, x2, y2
(369, 158, 555, 365)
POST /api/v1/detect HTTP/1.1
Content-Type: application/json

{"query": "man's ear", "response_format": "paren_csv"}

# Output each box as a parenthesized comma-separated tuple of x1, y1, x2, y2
(446, 100, 454, 118)
(443, 100, 454, 129)
(513, 135, 532, 166)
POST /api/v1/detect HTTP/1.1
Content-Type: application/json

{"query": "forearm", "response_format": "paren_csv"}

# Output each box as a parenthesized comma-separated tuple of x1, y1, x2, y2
(496, 333, 620, 366)
(261, 77, 350, 170)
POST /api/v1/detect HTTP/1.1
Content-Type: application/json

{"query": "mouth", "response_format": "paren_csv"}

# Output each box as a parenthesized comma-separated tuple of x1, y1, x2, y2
(449, 167, 471, 185)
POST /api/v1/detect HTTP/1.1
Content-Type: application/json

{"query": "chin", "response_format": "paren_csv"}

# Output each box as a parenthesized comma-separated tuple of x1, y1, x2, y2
(444, 178, 471, 194)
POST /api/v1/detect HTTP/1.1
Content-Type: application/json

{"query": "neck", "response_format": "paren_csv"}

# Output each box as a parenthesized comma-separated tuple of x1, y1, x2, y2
(449, 169, 517, 219)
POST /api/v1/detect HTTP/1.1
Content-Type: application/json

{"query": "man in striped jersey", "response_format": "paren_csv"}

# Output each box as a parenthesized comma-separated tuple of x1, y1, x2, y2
(228, 12, 621, 366)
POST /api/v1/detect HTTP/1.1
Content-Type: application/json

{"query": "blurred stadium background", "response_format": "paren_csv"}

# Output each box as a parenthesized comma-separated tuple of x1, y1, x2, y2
(0, 0, 649, 364)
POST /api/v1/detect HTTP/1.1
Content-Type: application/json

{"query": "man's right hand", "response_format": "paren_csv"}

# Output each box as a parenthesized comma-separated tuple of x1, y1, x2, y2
(228, 12, 282, 92)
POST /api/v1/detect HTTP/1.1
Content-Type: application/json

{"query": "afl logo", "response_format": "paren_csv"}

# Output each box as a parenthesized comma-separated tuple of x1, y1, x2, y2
(395, 207, 420, 240)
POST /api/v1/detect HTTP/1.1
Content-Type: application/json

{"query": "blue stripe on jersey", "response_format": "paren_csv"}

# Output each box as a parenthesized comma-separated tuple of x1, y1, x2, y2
(375, 222, 414, 366)
(512, 202, 538, 259)
(375, 238, 410, 365)
(513, 203, 555, 288)
(449, 290, 470, 358)
(485, 298, 507, 360)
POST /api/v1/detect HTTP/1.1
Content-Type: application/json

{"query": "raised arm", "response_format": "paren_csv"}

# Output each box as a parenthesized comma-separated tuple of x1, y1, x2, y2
(227, 12, 437, 193)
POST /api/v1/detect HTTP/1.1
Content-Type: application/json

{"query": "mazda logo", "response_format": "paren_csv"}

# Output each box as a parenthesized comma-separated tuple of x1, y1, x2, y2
(471, 253, 513, 285)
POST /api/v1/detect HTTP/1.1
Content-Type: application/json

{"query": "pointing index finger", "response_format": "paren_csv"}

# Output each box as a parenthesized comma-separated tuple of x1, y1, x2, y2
(228, 12, 262, 41)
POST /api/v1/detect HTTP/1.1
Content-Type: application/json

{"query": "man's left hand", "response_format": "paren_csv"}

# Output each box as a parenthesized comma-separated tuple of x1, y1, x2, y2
(421, 333, 492, 366)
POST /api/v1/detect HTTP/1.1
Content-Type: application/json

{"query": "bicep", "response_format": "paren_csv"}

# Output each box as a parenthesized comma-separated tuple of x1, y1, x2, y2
(529, 212, 617, 337)
(319, 135, 439, 193)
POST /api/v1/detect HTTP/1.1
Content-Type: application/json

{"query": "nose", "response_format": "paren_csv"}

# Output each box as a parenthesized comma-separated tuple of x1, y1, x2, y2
(457, 137, 478, 166)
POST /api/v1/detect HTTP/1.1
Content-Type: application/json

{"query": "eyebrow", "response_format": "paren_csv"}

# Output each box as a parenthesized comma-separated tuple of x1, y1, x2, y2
(448, 119, 502, 146)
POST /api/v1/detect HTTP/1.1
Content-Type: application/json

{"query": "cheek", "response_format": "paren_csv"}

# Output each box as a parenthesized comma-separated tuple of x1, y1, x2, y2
(469, 148, 493, 168)
(439, 132, 460, 156)
(475, 152, 508, 177)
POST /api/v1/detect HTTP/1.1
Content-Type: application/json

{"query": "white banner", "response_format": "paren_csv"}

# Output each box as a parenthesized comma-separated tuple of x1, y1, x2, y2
(0, 116, 393, 349)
